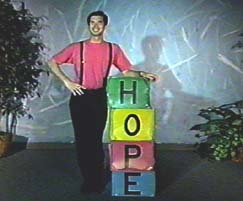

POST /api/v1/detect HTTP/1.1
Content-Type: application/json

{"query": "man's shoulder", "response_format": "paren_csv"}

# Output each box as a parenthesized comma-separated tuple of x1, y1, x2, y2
(73, 41, 84, 45)
(109, 42, 119, 47)
(65, 42, 81, 48)
(108, 42, 122, 51)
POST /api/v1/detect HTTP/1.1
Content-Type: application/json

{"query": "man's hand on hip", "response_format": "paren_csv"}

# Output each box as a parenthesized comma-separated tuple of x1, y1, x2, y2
(64, 80, 86, 96)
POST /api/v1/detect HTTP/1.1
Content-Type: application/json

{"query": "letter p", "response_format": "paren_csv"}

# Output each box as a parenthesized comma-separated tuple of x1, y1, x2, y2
(125, 145, 141, 168)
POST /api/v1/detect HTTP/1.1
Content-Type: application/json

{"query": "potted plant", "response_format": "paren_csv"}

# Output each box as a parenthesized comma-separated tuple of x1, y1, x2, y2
(190, 100, 243, 162)
(0, 0, 46, 157)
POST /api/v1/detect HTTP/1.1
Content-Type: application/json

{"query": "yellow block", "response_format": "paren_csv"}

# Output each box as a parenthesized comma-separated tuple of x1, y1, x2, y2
(109, 109, 155, 141)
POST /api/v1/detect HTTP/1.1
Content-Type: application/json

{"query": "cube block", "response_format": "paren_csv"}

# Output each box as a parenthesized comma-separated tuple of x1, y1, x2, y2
(107, 77, 150, 109)
(109, 141, 154, 171)
(109, 109, 155, 141)
(112, 171, 155, 197)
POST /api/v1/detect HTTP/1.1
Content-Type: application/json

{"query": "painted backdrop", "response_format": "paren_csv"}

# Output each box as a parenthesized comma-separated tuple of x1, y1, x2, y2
(14, 0, 243, 143)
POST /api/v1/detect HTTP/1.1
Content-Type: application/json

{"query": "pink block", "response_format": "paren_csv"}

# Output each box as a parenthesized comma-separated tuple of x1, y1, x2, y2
(109, 142, 155, 171)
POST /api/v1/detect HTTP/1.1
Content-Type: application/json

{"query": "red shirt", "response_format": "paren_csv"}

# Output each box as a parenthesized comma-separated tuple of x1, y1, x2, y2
(52, 41, 132, 89)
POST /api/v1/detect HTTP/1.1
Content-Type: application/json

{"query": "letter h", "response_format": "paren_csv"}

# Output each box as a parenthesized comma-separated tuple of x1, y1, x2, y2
(120, 80, 137, 104)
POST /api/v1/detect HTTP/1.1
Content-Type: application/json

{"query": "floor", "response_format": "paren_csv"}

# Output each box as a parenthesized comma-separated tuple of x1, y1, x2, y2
(0, 145, 243, 201)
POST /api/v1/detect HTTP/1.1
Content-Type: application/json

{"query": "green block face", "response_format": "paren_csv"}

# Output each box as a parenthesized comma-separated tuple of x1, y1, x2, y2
(106, 77, 150, 109)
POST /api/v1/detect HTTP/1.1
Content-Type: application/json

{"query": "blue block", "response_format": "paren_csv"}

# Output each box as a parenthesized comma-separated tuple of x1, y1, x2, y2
(112, 171, 155, 197)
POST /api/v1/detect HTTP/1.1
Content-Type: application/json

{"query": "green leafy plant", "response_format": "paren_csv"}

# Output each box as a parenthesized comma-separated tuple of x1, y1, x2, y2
(190, 100, 243, 161)
(0, 0, 46, 136)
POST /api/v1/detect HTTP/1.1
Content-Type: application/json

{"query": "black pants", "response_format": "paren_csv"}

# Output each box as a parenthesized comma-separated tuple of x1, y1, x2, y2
(69, 88, 107, 185)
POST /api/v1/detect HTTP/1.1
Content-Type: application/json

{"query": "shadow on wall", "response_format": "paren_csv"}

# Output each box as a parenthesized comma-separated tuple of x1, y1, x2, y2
(135, 35, 216, 143)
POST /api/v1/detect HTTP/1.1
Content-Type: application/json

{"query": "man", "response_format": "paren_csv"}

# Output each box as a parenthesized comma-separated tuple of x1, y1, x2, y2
(48, 10, 157, 194)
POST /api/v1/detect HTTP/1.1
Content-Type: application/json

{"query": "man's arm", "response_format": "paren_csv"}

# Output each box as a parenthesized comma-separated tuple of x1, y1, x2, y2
(48, 59, 86, 95)
(122, 70, 157, 82)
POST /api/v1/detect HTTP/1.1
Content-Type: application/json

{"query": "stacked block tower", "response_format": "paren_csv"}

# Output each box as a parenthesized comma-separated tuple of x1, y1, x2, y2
(107, 77, 156, 197)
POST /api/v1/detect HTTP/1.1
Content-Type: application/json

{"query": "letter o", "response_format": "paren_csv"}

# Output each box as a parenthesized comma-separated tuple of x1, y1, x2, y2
(124, 114, 140, 136)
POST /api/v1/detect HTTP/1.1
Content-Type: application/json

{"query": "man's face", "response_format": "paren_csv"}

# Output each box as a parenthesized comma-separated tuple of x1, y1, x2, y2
(89, 15, 106, 37)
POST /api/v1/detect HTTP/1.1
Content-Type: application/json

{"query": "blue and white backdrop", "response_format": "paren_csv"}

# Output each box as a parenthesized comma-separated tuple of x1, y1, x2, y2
(13, 0, 243, 144)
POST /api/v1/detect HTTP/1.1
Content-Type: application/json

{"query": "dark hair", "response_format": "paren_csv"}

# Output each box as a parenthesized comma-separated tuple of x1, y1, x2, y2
(87, 10, 108, 26)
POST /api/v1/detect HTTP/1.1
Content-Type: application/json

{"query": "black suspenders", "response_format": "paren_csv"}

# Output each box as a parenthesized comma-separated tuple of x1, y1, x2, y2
(79, 41, 84, 85)
(79, 41, 113, 88)
(103, 42, 113, 88)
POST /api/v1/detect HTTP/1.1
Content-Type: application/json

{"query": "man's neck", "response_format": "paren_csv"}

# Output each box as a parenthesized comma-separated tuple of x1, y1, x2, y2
(89, 36, 104, 43)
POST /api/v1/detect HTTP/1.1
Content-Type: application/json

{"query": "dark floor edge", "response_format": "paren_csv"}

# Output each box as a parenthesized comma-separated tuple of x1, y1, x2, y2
(24, 143, 194, 151)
